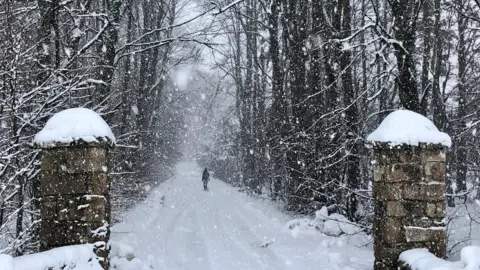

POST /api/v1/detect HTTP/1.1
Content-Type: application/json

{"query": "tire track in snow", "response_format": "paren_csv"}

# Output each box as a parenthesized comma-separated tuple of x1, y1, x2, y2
(188, 209, 216, 270)
(162, 208, 187, 269)
(195, 189, 275, 270)
(220, 196, 287, 269)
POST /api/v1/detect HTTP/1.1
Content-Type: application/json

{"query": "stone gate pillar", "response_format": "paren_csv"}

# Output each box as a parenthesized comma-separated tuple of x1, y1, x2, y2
(367, 110, 451, 270)
(33, 108, 115, 269)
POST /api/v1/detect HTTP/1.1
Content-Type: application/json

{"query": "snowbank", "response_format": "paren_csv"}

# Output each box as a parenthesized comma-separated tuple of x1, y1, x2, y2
(110, 257, 153, 270)
(367, 110, 451, 147)
(110, 241, 135, 261)
(0, 242, 152, 270)
(461, 246, 480, 270)
(399, 246, 480, 270)
(34, 108, 115, 147)
(7, 244, 102, 270)
(110, 241, 153, 270)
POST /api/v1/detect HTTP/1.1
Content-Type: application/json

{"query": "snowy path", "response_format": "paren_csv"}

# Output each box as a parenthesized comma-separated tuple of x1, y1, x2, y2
(111, 162, 374, 270)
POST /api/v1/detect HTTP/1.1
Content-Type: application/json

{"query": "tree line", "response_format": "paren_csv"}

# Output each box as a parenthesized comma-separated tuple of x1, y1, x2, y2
(0, 0, 228, 255)
(196, 0, 480, 224)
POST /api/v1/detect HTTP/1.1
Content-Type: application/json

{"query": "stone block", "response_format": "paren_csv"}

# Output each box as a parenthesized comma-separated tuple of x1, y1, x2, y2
(403, 183, 445, 201)
(40, 219, 90, 248)
(57, 207, 70, 221)
(65, 148, 107, 173)
(436, 202, 445, 218)
(402, 216, 434, 227)
(373, 182, 403, 201)
(386, 164, 423, 182)
(421, 149, 446, 163)
(396, 147, 422, 164)
(405, 226, 445, 243)
(56, 196, 82, 221)
(39, 196, 58, 220)
(40, 149, 67, 172)
(402, 201, 426, 217)
(374, 165, 386, 182)
(386, 201, 407, 217)
(89, 173, 109, 195)
(42, 148, 108, 174)
(82, 196, 108, 222)
(374, 245, 403, 265)
(40, 172, 89, 195)
(84, 148, 107, 163)
(41, 172, 110, 196)
(426, 203, 437, 217)
(425, 162, 446, 182)
(375, 217, 404, 245)
(374, 147, 421, 165)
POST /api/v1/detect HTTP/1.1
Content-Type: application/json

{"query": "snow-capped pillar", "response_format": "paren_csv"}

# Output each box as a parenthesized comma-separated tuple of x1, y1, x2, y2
(367, 110, 451, 270)
(34, 108, 115, 270)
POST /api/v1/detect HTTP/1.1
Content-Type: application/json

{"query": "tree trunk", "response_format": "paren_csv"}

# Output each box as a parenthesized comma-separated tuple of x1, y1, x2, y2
(339, 0, 360, 221)
(419, 0, 433, 115)
(455, 0, 468, 199)
(268, 0, 285, 200)
(391, 0, 420, 112)
(285, 0, 309, 211)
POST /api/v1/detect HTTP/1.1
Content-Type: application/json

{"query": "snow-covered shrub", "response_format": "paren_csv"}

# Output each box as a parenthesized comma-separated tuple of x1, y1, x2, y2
(323, 213, 361, 237)
(312, 206, 329, 231)
(284, 206, 362, 237)
(284, 218, 318, 237)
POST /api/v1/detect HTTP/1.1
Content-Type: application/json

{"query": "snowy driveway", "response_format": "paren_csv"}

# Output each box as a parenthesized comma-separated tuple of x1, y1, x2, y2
(111, 162, 373, 270)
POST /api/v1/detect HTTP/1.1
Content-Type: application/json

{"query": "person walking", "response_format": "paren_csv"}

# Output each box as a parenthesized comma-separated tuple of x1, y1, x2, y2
(202, 168, 210, 191)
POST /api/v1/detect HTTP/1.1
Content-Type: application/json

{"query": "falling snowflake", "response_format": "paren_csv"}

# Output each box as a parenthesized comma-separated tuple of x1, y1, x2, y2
(132, 105, 139, 115)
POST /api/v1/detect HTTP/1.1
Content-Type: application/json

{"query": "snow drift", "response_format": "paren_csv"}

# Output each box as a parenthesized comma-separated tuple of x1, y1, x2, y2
(0, 244, 102, 270)
(0, 242, 151, 270)
(400, 246, 480, 270)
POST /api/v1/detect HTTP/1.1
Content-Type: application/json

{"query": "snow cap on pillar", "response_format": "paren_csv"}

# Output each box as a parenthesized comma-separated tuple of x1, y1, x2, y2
(33, 108, 116, 148)
(367, 109, 451, 147)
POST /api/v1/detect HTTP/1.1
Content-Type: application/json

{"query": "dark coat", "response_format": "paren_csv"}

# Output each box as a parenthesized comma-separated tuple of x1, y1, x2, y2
(202, 169, 209, 182)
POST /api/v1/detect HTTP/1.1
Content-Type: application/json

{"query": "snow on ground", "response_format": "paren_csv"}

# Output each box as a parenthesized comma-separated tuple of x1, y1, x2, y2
(399, 246, 480, 270)
(34, 108, 115, 147)
(367, 109, 452, 147)
(0, 242, 150, 270)
(0, 244, 102, 270)
(399, 248, 463, 270)
(5, 161, 480, 270)
(111, 161, 374, 270)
